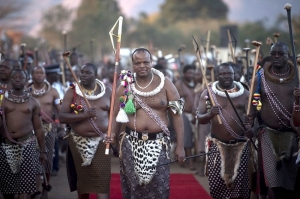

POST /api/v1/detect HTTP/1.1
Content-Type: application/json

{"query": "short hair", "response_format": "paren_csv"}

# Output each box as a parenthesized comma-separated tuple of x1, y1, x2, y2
(82, 63, 97, 76)
(32, 65, 45, 74)
(216, 62, 233, 74)
(0, 58, 13, 68)
(11, 68, 27, 79)
(271, 41, 289, 53)
(131, 48, 152, 62)
(228, 62, 241, 71)
(183, 64, 195, 74)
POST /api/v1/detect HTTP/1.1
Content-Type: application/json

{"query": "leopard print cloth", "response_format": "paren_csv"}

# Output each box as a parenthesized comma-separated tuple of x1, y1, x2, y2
(120, 134, 171, 199)
(71, 131, 101, 166)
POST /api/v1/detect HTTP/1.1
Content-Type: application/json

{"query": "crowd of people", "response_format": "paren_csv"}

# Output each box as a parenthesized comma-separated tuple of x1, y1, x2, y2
(0, 40, 299, 199)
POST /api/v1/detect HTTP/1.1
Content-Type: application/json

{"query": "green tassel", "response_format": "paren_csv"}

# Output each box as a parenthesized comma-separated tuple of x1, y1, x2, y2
(124, 98, 136, 114)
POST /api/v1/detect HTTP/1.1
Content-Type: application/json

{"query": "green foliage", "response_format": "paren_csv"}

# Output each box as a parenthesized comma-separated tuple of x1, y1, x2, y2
(39, 4, 72, 49)
(69, 0, 123, 57)
(159, 0, 228, 25)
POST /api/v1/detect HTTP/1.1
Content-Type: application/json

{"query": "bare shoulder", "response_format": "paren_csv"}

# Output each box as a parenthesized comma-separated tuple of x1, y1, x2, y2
(165, 78, 180, 100)
(29, 96, 41, 107)
(49, 87, 60, 97)
(104, 85, 112, 96)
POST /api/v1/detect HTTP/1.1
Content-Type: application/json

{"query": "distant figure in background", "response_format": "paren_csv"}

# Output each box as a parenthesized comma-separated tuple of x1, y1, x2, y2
(103, 63, 121, 90)
(175, 64, 196, 170)
(192, 67, 208, 176)
(157, 57, 174, 82)
(0, 59, 14, 92)
(153, 64, 166, 76)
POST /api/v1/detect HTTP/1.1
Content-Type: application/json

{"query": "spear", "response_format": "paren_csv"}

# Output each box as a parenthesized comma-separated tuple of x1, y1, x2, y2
(192, 36, 222, 124)
(106, 16, 123, 155)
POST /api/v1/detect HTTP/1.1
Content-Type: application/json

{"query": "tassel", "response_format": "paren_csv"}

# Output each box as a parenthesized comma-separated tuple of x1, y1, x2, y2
(116, 108, 129, 123)
(124, 95, 136, 114)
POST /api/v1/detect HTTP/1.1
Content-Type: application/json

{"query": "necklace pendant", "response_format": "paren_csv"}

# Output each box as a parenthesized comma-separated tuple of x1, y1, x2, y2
(279, 78, 284, 83)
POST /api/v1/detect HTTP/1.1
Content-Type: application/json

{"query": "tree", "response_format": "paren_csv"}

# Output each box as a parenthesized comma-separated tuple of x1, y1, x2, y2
(159, 0, 228, 25)
(39, 4, 72, 49)
(70, 0, 123, 58)
(0, 0, 30, 28)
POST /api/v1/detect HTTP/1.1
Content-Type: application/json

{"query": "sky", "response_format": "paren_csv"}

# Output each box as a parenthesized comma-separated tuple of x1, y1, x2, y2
(20, 0, 300, 36)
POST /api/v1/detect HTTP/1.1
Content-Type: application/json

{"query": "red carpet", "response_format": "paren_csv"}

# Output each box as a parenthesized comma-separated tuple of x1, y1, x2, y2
(90, 173, 211, 199)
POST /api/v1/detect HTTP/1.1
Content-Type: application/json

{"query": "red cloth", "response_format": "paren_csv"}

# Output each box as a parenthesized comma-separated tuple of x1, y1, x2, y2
(90, 173, 211, 199)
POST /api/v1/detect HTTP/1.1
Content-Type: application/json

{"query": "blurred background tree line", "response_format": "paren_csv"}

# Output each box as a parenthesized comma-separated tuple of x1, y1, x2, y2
(0, 0, 299, 62)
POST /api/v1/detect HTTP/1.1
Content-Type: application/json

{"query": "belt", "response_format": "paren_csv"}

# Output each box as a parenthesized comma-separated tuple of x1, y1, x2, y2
(125, 127, 165, 141)
(1, 132, 34, 145)
(211, 135, 247, 144)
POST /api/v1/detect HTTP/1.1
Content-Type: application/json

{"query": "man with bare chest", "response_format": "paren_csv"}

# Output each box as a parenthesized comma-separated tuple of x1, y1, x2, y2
(249, 42, 299, 198)
(175, 64, 196, 169)
(59, 63, 112, 199)
(0, 69, 46, 199)
(112, 48, 185, 199)
(28, 66, 64, 199)
(196, 63, 251, 198)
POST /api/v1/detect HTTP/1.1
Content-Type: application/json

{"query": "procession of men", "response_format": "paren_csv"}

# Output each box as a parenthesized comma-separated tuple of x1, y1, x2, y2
(0, 2, 300, 199)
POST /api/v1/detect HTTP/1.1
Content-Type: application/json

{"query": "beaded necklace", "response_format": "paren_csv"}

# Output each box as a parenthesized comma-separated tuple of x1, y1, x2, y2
(4, 90, 31, 103)
(131, 68, 165, 97)
(259, 69, 292, 128)
(272, 65, 290, 76)
(264, 61, 295, 84)
(211, 81, 244, 98)
(81, 83, 98, 96)
(29, 81, 51, 97)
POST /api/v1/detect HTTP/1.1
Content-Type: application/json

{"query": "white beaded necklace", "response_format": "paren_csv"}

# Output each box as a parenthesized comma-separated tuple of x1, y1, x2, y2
(74, 79, 106, 100)
(135, 71, 154, 89)
(211, 81, 244, 98)
(131, 68, 165, 97)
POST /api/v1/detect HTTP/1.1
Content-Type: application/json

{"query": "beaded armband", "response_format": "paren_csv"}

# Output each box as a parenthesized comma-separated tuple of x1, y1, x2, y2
(204, 95, 211, 113)
(168, 98, 185, 115)
(294, 102, 300, 112)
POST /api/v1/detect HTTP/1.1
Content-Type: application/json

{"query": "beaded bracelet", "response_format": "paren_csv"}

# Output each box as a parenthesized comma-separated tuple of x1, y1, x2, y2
(39, 150, 48, 153)
(294, 102, 300, 112)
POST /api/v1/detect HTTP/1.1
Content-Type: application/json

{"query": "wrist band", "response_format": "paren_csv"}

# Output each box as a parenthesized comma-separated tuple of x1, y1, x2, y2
(294, 102, 300, 112)
(39, 150, 48, 153)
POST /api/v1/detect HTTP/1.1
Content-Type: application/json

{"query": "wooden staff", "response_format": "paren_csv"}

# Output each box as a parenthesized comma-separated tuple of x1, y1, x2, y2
(192, 36, 222, 124)
(34, 48, 38, 66)
(106, 16, 123, 155)
(266, 37, 274, 46)
(284, 3, 299, 85)
(273, 32, 281, 43)
(21, 43, 27, 70)
(243, 48, 251, 85)
(247, 41, 262, 115)
(60, 52, 66, 91)
(227, 29, 235, 63)
(203, 30, 211, 77)
(62, 51, 95, 120)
